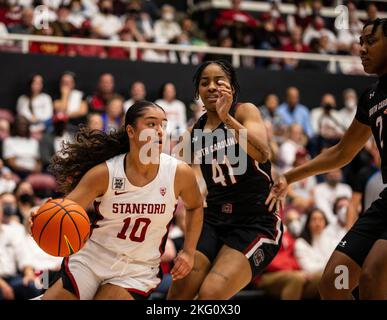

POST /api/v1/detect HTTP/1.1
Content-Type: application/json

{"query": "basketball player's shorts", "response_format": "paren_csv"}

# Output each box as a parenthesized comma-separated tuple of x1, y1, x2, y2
(197, 206, 283, 280)
(58, 240, 161, 300)
(335, 188, 387, 267)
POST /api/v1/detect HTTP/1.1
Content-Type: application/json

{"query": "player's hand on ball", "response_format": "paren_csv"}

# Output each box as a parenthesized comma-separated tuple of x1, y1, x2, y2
(265, 174, 288, 212)
(170, 250, 194, 281)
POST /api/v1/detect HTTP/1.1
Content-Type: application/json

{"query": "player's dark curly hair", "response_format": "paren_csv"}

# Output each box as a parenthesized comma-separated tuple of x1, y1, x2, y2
(363, 18, 387, 37)
(49, 100, 164, 194)
(193, 60, 240, 102)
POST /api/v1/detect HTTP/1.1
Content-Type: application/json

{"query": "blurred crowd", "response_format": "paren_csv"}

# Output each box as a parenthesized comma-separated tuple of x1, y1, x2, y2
(1, 69, 385, 300)
(0, 0, 385, 72)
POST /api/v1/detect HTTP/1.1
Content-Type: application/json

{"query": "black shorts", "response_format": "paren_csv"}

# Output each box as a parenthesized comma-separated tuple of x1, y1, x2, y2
(196, 208, 283, 279)
(335, 190, 387, 267)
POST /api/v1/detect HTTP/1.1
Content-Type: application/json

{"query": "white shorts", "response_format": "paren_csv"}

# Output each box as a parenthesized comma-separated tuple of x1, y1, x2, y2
(59, 240, 161, 300)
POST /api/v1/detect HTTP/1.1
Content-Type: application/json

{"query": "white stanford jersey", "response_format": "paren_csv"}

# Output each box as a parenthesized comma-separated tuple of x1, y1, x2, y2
(90, 153, 178, 267)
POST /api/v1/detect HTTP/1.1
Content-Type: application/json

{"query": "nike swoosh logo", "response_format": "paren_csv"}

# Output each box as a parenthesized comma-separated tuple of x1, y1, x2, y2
(114, 191, 129, 195)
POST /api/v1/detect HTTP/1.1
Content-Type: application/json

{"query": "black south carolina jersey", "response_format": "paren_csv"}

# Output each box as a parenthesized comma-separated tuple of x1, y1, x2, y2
(191, 103, 273, 216)
(355, 74, 387, 182)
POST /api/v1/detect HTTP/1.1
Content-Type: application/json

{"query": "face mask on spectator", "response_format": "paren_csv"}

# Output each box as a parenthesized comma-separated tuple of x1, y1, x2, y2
(3, 204, 17, 217)
(19, 193, 34, 204)
(337, 206, 347, 225)
(287, 220, 302, 237)
(163, 12, 174, 22)
(323, 103, 334, 113)
(326, 177, 340, 187)
(345, 98, 357, 109)
(101, 7, 112, 15)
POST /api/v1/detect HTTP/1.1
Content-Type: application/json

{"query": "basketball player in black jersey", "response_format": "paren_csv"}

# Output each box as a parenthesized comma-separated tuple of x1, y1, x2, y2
(267, 18, 387, 299)
(168, 60, 283, 300)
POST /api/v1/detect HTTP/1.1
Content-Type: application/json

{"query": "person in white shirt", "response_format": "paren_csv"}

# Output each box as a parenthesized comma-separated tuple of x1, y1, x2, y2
(310, 93, 346, 145)
(0, 203, 39, 300)
(153, 4, 182, 43)
(16, 74, 53, 133)
(295, 208, 336, 274)
(303, 16, 337, 53)
(91, 0, 122, 39)
(67, 0, 86, 28)
(54, 71, 88, 127)
(278, 123, 307, 172)
(324, 197, 350, 248)
(339, 89, 358, 130)
(2, 116, 41, 179)
(155, 82, 187, 138)
(313, 169, 352, 224)
(123, 81, 147, 113)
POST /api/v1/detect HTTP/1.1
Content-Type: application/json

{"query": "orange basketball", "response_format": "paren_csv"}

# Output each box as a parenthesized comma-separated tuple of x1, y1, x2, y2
(31, 198, 90, 257)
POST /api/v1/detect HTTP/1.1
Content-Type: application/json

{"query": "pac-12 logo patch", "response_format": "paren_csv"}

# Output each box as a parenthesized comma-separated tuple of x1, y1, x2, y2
(160, 187, 166, 196)
(253, 249, 265, 267)
(113, 177, 125, 190)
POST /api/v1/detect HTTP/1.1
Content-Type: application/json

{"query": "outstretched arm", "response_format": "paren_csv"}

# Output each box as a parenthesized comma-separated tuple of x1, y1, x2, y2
(266, 119, 372, 211)
(171, 163, 204, 281)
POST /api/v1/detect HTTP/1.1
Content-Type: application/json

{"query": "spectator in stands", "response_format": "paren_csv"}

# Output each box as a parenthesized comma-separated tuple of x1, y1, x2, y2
(259, 93, 284, 138)
(214, 0, 258, 43)
(88, 72, 116, 113)
(310, 93, 345, 151)
(325, 196, 351, 245)
(67, 0, 86, 29)
(101, 94, 124, 133)
(66, 20, 107, 58)
(0, 192, 22, 228)
(339, 41, 366, 75)
(303, 16, 337, 53)
(313, 169, 352, 224)
(30, 23, 66, 55)
(0, 118, 11, 157)
(294, 208, 334, 282)
(2, 116, 41, 179)
(155, 82, 187, 137)
(286, 0, 312, 31)
(0, 202, 39, 300)
(52, 5, 77, 37)
(181, 16, 207, 45)
(282, 26, 310, 70)
(124, 81, 146, 113)
(86, 112, 103, 131)
(278, 123, 307, 172)
(16, 74, 53, 135)
(40, 112, 72, 171)
(339, 88, 358, 130)
(337, 2, 363, 53)
(0, 159, 16, 194)
(255, 15, 281, 68)
(142, 37, 173, 63)
(153, 4, 181, 43)
(8, 6, 33, 35)
(254, 227, 320, 300)
(277, 86, 313, 138)
(287, 149, 316, 212)
(13, 180, 36, 226)
(53, 71, 88, 127)
(91, 0, 122, 39)
(366, 2, 379, 22)
(171, 32, 200, 65)
(122, 0, 154, 42)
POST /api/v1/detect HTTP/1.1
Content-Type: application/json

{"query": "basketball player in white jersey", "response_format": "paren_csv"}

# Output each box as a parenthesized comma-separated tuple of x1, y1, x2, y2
(34, 101, 203, 300)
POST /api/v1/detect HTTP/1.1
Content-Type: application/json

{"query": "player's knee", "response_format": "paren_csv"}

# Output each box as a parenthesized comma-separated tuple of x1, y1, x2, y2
(359, 266, 377, 288)
(197, 284, 223, 300)
(318, 270, 336, 299)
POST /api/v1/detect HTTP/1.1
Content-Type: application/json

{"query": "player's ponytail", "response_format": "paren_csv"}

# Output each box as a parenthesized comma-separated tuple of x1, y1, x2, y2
(50, 100, 164, 194)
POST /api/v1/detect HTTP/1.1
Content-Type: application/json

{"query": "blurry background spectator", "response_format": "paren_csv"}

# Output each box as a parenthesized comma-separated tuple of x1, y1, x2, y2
(53, 71, 88, 128)
(124, 81, 147, 113)
(88, 72, 116, 113)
